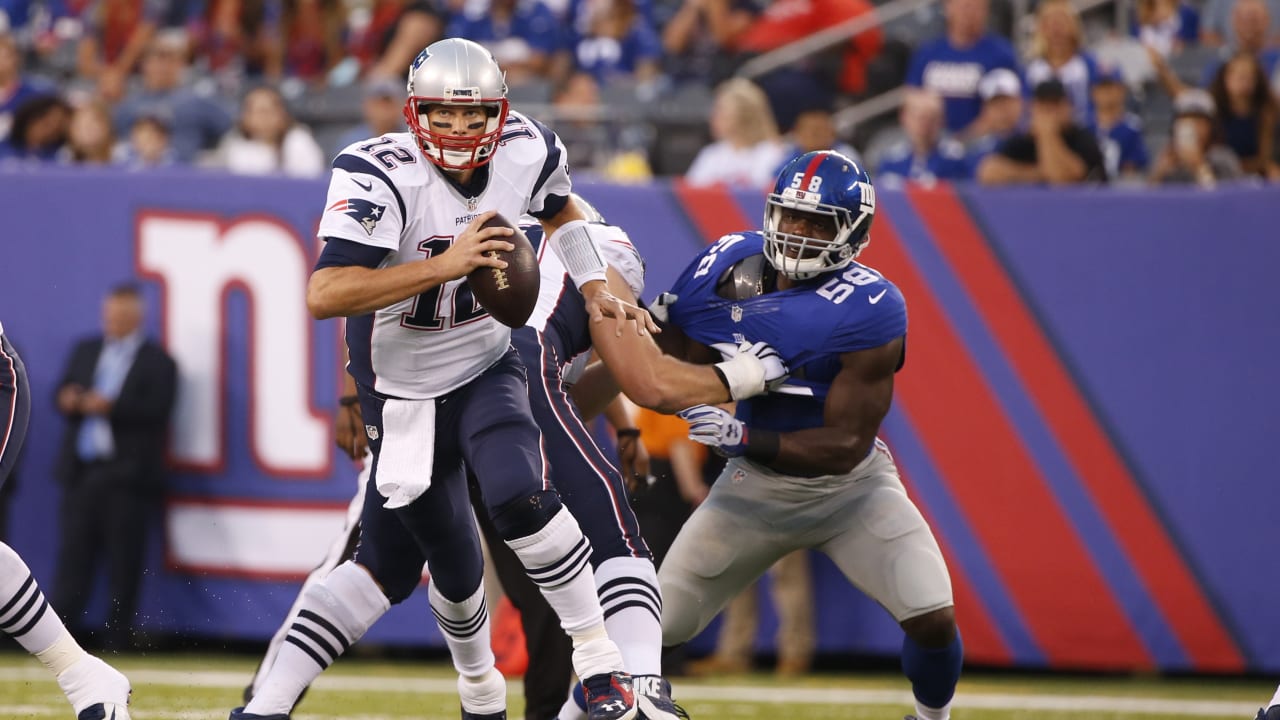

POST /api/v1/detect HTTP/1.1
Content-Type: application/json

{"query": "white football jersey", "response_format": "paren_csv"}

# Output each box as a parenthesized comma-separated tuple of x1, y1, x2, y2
(318, 112, 572, 399)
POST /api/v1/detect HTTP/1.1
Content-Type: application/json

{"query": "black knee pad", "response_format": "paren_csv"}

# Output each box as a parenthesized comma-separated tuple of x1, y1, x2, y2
(490, 489, 564, 541)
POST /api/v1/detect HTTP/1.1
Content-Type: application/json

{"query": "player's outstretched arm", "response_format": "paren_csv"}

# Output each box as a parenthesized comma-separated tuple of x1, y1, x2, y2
(590, 266, 782, 414)
(307, 213, 514, 319)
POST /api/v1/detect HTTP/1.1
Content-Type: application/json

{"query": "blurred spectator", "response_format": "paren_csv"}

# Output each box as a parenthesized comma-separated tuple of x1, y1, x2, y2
(906, 0, 1020, 136)
(209, 84, 325, 176)
(977, 78, 1106, 184)
(281, 0, 346, 83)
(118, 113, 176, 167)
(1200, 0, 1280, 49)
(660, 0, 759, 84)
(965, 67, 1023, 167)
(552, 71, 609, 169)
(447, 0, 564, 86)
(352, 0, 446, 81)
(683, 77, 785, 187)
(332, 77, 404, 156)
(52, 282, 177, 652)
(734, 0, 881, 96)
(774, 104, 861, 176)
(1091, 68, 1149, 181)
(1194, 0, 1280, 85)
(1209, 52, 1278, 178)
(0, 32, 54, 143)
(188, 0, 284, 82)
(1133, 0, 1199, 58)
(0, 93, 70, 162)
(687, 552, 815, 678)
(1024, 0, 1099, 127)
(113, 30, 233, 163)
(1150, 88, 1244, 185)
(877, 88, 971, 186)
(570, 0, 662, 86)
(61, 99, 118, 164)
(76, 0, 167, 101)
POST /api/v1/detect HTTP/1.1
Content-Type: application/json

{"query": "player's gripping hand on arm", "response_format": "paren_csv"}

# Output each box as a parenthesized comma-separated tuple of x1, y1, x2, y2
(583, 280, 660, 338)
(677, 405, 749, 457)
(307, 211, 515, 319)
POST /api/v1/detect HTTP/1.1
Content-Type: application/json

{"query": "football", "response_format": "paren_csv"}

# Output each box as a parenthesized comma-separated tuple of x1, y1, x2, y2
(467, 213, 540, 328)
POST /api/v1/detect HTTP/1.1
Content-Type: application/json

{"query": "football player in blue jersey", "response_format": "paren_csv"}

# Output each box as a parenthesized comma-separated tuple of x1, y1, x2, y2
(0, 322, 134, 720)
(655, 151, 964, 720)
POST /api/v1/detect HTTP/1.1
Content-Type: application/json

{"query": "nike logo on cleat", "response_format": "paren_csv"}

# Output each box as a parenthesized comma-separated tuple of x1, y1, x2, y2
(867, 289, 887, 304)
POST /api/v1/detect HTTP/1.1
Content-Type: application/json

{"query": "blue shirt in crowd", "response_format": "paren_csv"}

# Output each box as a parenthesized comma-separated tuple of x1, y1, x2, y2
(876, 138, 973, 185)
(1097, 114, 1150, 177)
(906, 34, 1020, 133)
(447, 1, 564, 58)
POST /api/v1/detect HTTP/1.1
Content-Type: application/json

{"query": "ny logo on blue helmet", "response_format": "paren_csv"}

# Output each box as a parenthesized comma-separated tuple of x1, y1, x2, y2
(763, 150, 876, 280)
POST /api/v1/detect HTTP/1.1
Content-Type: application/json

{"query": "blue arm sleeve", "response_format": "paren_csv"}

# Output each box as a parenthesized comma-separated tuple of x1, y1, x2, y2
(314, 238, 391, 271)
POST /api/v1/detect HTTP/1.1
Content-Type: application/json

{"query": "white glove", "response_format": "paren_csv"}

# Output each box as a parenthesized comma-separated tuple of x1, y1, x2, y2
(677, 404, 749, 457)
(710, 340, 790, 400)
(650, 292, 678, 324)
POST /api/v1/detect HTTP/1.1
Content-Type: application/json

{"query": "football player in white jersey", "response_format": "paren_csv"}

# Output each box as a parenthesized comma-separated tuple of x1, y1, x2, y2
(231, 38, 660, 720)
(0, 322, 134, 720)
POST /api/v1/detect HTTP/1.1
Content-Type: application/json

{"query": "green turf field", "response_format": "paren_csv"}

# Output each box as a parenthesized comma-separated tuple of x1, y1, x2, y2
(0, 652, 1270, 719)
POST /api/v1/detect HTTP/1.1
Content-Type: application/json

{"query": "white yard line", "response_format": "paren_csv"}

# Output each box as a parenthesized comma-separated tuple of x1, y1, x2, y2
(0, 667, 1259, 717)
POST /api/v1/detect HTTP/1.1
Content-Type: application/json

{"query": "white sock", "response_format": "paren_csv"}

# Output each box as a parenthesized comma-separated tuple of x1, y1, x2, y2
(596, 556, 663, 676)
(457, 667, 506, 715)
(506, 507, 623, 679)
(52, 652, 131, 715)
(429, 580, 495, 678)
(0, 543, 66, 655)
(1269, 684, 1280, 708)
(914, 699, 951, 720)
(246, 561, 389, 716)
(558, 682, 588, 720)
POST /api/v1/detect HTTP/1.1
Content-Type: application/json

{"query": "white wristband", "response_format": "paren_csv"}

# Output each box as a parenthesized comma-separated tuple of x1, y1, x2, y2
(715, 353, 766, 400)
(548, 219, 608, 289)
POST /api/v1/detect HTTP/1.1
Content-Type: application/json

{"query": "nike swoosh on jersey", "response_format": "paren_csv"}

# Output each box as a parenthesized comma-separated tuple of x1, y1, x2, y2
(352, 178, 373, 192)
(868, 289, 888, 304)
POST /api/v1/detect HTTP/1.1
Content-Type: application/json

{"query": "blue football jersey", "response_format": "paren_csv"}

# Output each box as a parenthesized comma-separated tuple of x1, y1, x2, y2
(667, 232, 907, 434)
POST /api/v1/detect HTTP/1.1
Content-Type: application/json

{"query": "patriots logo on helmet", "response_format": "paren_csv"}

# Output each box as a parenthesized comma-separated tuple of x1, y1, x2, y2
(328, 198, 387, 236)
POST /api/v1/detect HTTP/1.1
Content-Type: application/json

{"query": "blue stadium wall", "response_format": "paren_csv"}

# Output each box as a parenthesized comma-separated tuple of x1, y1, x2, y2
(0, 166, 1275, 674)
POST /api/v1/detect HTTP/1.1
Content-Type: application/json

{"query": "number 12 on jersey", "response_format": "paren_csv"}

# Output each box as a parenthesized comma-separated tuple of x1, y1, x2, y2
(400, 236, 489, 330)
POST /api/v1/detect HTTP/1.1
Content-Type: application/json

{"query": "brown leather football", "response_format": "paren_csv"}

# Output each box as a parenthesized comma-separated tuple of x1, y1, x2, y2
(467, 213, 540, 328)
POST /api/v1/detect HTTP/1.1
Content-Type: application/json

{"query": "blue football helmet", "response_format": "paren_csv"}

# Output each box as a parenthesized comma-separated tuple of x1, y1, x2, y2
(763, 150, 876, 280)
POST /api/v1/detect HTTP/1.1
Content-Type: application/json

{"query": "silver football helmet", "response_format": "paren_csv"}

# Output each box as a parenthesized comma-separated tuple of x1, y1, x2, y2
(403, 38, 510, 170)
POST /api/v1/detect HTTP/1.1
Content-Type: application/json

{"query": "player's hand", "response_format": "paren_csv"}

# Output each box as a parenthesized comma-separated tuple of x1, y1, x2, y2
(616, 432, 653, 493)
(582, 280, 661, 337)
(436, 211, 515, 281)
(710, 340, 789, 400)
(649, 292, 678, 324)
(677, 404, 748, 457)
(335, 399, 367, 461)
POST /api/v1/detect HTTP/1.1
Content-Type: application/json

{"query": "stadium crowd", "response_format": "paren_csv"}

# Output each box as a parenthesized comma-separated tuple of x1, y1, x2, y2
(0, 0, 1277, 187)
